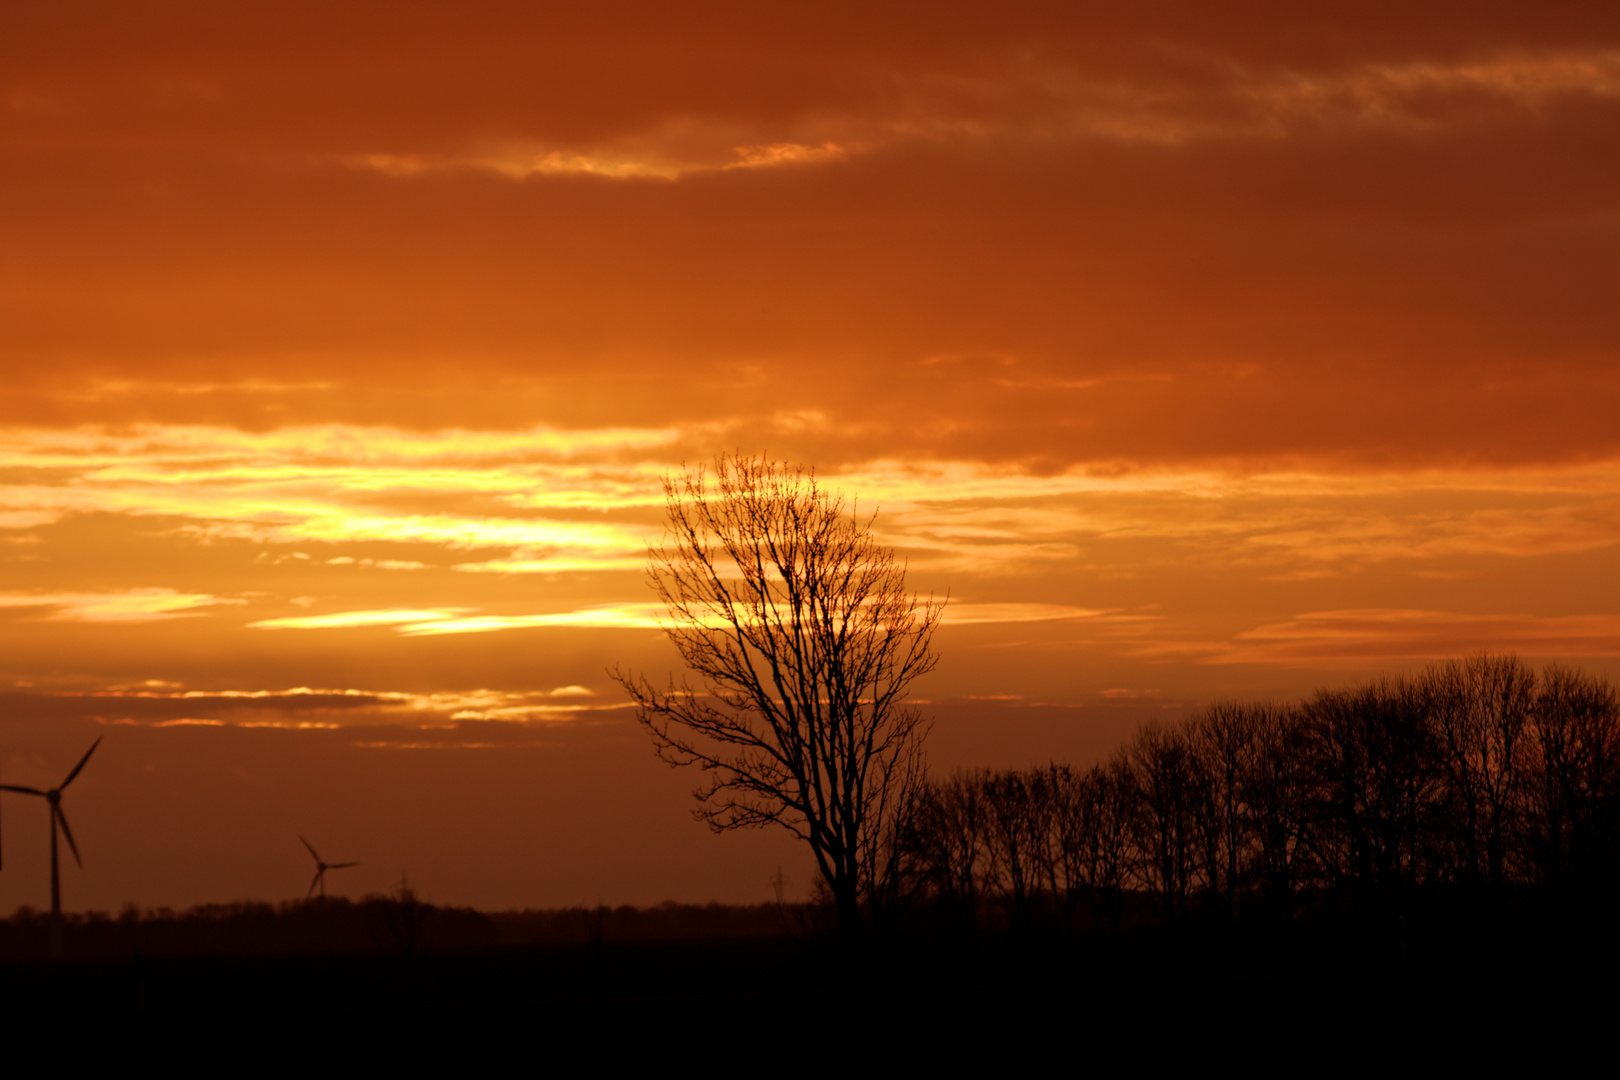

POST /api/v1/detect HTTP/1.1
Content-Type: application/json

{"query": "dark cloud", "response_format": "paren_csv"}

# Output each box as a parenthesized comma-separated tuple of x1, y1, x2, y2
(0, 689, 388, 725)
(4, 2, 1617, 465)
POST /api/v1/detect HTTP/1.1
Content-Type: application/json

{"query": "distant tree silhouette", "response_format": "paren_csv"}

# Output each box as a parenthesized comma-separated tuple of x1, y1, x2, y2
(982, 769, 1050, 932)
(367, 874, 430, 956)
(614, 453, 943, 939)
(1126, 724, 1203, 926)
(1072, 758, 1135, 935)
(1525, 665, 1620, 890)
(1301, 678, 1443, 908)
(911, 770, 991, 933)
(1033, 765, 1088, 934)
(1423, 655, 1535, 888)
(1187, 704, 1262, 920)
(884, 655, 1620, 942)
(1242, 704, 1314, 919)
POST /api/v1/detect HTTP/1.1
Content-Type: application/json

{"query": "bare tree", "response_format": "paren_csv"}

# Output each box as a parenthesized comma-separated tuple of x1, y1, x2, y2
(1302, 678, 1442, 906)
(1036, 764, 1088, 935)
(1526, 664, 1620, 889)
(1187, 703, 1262, 919)
(1072, 757, 1136, 936)
(911, 770, 992, 933)
(1126, 723, 1203, 926)
(613, 454, 943, 938)
(1424, 654, 1534, 887)
(982, 768, 1050, 933)
(1242, 704, 1314, 920)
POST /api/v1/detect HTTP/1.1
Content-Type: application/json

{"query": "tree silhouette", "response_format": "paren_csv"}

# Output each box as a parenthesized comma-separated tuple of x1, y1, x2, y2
(1187, 703, 1261, 920)
(1302, 679, 1442, 908)
(1073, 758, 1135, 936)
(1242, 704, 1314, 920)
(1424, 655, 1534, 888)
(982, 768, 1049, 933)
(1126, 723, 1203, 926)
(1527, 664, 1620, 890)
(614, 453, 943, 938)
(888, 655, 1620, 939)
(911, 770, 991, 933)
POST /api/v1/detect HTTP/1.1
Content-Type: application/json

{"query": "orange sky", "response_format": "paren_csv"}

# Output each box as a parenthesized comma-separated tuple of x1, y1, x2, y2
(3, 2, 1619, 912)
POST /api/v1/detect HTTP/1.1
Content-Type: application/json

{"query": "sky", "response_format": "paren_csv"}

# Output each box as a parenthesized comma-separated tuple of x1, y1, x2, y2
(2, 1, 1619, 912)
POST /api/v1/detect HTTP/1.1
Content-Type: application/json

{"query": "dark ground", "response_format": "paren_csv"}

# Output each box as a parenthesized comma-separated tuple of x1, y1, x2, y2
(0, 898, 1613, 1060)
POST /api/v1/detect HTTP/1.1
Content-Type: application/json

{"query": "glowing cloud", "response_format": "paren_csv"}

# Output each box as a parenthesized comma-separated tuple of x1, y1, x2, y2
(352, 140, 850, 182)
(940, 603, 1149, 625)
(339, 49, 1620, 184)
(0, 589, 243, 622)
(249, 609, 474, 630)
(1133, 610, 1620, 667)
(396, 605, 669, 635)
(725, 142, 848, 169)
(0, 423, 665, 562)
(11, 424, 1620, 587)
(41, 683, 626, 730)
(246, 601, 1158, 637)
(451, 556, 648, 574)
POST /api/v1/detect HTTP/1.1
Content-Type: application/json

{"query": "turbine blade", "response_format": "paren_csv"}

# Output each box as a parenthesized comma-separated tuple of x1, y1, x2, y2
(56, 805, 83, 869)
(308, 869, 323, 899)
(329, 862, 359, 870)
(0, 785, 45, 796)
(60, 736, 102, 790)
(301, 835, 322, 862)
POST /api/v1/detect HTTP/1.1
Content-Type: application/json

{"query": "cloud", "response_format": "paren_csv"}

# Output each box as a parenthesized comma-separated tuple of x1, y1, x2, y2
(249, 609, 474, 630)
(0, 589, 243, 622)
(0, 423, 663, 562)
(325, 556, 427, 569)
(10, 683, 627, 731)
(242, 512, 640, 551)
(394, 607, 667, 636)
(451, 556, 647, 574)
(11, 421, 1620, 593)
(940, 603, 1151, 626)
(861, 461, 1620, 576)
(244, 600, 1154, 637)
(1133, 609, 1620, 666)
(352, 140, 850, 182)
(4, 8, 1620, 715)
(401, 602, 1145, 636)
(247, 604, 667, 635)
(0, 421, 678, 465)
(338, 50, 1620, 185)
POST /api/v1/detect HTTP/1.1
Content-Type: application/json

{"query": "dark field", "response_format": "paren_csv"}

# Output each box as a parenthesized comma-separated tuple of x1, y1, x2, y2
(2, 894, 1613, 1059)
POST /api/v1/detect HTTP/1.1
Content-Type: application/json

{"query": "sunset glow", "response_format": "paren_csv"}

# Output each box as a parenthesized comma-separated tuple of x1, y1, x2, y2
(2, 1, 1617, 914)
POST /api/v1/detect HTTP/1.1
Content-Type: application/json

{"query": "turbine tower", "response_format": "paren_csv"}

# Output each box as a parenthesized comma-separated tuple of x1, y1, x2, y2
(0, 737, 102, 959)
(301, 836, 359, 900)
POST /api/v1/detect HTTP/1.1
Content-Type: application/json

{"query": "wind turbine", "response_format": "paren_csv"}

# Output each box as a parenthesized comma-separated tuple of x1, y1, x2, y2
(0, 736, 102, 959)
(301, 836, 359, 900)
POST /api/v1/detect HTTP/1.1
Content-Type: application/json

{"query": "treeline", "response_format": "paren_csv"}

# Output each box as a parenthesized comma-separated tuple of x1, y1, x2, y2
(0, 896, 795, 961)
(887, 655, 1620, 934)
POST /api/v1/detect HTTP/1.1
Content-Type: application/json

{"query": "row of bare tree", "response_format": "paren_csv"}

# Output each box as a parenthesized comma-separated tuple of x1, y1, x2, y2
(886, 656, 1620, 933)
